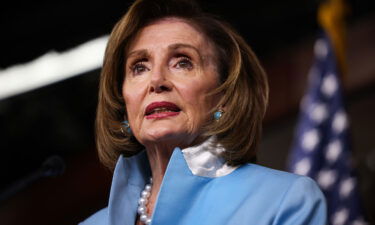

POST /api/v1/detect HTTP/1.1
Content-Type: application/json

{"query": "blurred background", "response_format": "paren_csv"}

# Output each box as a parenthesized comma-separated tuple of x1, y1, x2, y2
(0, 0, 374, 224)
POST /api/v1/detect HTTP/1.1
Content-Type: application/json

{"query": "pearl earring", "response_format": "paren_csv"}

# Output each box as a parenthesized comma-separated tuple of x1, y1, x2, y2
(121, 120, 132, 135)
(214, 109, 224, 121)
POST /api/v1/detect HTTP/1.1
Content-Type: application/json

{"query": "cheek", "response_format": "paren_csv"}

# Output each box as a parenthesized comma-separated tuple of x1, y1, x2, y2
(178, 80, 218, 117)
(123, 84, 143, 119)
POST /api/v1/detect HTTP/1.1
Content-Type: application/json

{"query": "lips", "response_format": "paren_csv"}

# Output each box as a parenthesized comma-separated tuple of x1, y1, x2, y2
(145, 101, 181, 119)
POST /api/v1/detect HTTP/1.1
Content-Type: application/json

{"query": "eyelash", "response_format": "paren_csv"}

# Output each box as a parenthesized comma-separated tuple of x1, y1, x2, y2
(129, 55, 193, 75)
(130, 61, 148, 75)
(175, 56, 193, 70)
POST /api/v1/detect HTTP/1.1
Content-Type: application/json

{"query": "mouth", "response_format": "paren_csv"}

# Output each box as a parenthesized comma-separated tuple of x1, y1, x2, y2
(145, 101, 181, 117)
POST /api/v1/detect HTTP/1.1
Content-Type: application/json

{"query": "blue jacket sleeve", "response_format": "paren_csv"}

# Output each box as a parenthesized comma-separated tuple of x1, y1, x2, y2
(272, 176, 327, 225)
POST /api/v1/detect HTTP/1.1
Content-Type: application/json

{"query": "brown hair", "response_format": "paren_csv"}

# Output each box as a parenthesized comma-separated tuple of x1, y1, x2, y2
(96, 0, 269, 170)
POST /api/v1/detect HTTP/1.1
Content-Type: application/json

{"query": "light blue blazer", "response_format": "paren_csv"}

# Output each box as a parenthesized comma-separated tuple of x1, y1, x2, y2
(80, 148, 327, 225)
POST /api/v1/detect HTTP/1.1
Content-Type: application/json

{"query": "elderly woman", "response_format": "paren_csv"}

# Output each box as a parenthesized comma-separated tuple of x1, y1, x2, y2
(80, 0, 326, 224)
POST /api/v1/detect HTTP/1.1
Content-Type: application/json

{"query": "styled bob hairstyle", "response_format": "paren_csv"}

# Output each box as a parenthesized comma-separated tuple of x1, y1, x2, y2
(96, 0, 269, 170)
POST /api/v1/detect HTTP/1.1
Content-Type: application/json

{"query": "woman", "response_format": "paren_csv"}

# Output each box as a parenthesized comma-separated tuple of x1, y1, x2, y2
(80, 0, 327, 224)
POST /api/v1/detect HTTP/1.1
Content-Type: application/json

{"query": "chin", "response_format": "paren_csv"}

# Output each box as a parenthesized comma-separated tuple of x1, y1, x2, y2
(140, 126, 191, 147)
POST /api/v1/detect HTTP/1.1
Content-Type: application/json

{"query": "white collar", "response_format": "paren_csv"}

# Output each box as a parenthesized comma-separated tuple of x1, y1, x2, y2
(181, 136, 238, 178)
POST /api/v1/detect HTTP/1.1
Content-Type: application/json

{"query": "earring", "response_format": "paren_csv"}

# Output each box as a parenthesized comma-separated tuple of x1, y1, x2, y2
(121, 120, 132, 135)
(214, 109, 224, 121)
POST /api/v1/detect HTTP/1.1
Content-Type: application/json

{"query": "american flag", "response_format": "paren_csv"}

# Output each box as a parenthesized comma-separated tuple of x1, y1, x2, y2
(287, 33, 367, 225)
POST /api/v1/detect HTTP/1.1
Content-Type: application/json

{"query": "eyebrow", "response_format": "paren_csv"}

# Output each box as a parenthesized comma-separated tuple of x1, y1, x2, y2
(126, 43, 204, 63)
(126, 49, 149, 61)
(168, 43, 204, 62)
(168, 43, 199, 53)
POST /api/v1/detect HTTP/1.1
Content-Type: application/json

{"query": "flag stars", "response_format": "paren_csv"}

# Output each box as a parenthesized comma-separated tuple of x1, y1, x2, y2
(302, 129, 321, 151)
(294, 158, 311, 176)
(332, 208, 349, 225)
(310, 103, 328, 123)
(340, 177, 355, 198)
(300, 95, 311, 111)
(314, 38, 328, 59)
(289, 35, 367, 224)
(352, 217, 367, 225)
(332, 110, 348, 133)
(321, 73, 338, 97)
(326, 140, 342, 163)
(317, 169, 337, 190)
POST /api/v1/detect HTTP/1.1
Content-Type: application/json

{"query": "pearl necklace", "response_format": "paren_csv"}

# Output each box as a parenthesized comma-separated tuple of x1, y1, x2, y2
(137, 178, 153, 225)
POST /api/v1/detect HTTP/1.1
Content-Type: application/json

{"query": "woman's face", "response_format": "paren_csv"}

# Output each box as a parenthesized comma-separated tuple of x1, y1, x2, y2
(123, 18, 220, 149)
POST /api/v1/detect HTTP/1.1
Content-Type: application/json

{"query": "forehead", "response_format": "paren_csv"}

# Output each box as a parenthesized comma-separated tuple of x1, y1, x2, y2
(128, 18, 211, 53)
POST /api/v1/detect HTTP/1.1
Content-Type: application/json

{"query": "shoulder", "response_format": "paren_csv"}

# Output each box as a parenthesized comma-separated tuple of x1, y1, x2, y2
(236, 164, 327, 224)
(234, 163, 307, 186)
(273, 175, 327, 224)
(78, 207, 108, 225)
(217, 163, 325, 202)
(237, 163, 325, 201)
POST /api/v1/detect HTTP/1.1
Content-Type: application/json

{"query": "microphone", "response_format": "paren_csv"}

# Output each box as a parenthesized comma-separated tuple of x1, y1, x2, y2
(0, 155, 66, 203)
(40, 155, 66, 177)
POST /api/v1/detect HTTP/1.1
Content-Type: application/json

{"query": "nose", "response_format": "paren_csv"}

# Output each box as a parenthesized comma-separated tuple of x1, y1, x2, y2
(149, 66, 172, 93)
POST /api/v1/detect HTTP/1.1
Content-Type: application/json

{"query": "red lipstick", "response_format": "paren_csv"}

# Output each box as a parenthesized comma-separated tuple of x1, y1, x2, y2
(145, 101, 181, 119)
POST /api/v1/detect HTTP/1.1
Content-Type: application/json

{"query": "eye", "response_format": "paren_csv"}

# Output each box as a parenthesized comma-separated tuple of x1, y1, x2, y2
(131, 61, 149, 75)
(175, 56, 193, 70)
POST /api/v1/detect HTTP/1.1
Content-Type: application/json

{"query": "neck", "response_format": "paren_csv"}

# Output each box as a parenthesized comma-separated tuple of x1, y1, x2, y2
(146, 144, 173, 191)
(143, 143, 175, 217)
(142, 135, 207, 217)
